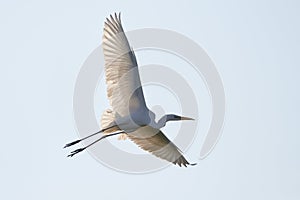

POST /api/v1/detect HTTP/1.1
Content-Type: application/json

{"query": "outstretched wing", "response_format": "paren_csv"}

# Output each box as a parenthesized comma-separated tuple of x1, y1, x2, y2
(128, 126, 194, 167)
(102, 13, 148, 117)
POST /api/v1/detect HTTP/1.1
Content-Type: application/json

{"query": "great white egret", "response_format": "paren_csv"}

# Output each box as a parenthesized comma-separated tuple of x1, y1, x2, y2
(65, 13, 196, 167)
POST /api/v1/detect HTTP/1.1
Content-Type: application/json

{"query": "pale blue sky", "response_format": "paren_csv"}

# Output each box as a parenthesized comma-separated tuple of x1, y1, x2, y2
(0, 0, 299, 200)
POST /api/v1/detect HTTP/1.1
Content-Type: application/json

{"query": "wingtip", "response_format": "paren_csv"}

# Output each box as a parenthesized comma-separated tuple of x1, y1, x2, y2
(104, 12, 122, 26)
(174, 160, 197, 167)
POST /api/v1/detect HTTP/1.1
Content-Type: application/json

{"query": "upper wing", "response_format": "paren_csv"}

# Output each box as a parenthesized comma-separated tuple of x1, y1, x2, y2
(102, 13, 148, 117)
(128, 126, 194, 167)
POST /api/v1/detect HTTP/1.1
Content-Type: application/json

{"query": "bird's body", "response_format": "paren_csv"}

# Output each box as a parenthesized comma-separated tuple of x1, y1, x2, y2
(65, 13, 195, 167)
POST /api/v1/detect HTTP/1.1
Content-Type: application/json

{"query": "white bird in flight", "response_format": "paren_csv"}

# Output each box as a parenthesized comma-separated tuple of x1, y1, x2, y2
(65, 13, 196, 167)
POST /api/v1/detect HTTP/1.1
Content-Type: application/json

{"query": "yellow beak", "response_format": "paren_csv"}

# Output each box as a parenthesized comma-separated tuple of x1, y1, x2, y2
(180, 116, 195, 120)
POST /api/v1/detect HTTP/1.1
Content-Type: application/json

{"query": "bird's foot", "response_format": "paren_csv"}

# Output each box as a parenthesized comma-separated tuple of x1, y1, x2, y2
(64, 139, 81, 148)
(67, 148, 85, 157)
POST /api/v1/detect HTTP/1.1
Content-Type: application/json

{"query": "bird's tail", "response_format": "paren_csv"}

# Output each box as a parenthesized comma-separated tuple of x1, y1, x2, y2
(101, 109, 127, 140)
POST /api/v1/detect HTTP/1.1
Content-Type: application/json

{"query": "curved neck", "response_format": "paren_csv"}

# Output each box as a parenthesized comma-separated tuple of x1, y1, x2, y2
(156, 115, 166, 129)
(156, 115, 175, 129)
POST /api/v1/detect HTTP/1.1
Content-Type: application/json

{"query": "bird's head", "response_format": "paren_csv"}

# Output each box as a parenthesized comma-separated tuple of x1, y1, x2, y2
(155, 114, 194, 129)
(166, 114, 194, 122)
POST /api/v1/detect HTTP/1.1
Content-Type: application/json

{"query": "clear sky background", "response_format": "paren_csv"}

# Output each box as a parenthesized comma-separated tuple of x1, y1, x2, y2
(1, 0, 299, 200)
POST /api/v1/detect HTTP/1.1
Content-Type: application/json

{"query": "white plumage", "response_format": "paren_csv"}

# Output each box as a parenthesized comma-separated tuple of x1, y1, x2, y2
(65, 13, 195, 167)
